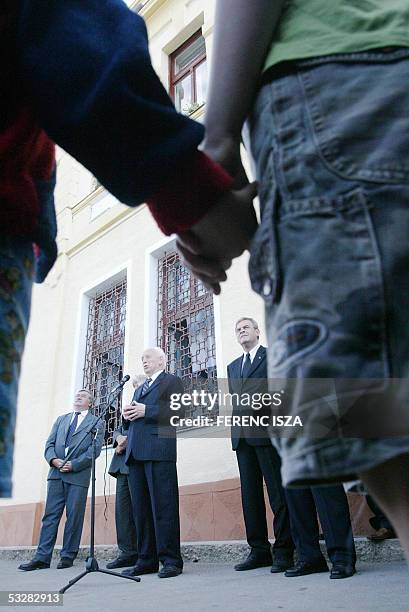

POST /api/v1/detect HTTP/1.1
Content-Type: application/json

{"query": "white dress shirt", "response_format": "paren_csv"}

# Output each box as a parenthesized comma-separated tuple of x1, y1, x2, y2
(147, 369, 164, 385)
(65, 409, 89, 455)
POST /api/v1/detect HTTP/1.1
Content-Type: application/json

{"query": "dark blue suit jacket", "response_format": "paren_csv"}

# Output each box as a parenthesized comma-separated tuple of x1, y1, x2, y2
(227, 346, 272, 449)
(124, 371, 184, 463)
(108, 425, 129, 477)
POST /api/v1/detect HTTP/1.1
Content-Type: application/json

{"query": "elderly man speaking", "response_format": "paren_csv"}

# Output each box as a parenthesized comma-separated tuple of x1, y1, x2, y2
(121, 348, 184, 579)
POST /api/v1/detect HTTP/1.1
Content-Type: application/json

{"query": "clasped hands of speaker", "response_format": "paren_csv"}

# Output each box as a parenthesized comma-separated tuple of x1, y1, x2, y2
(122, 401, 146, 421)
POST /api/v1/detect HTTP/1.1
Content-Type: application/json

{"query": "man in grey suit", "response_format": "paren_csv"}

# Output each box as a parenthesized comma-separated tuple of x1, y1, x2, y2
(105, 424, 138, 569)
(18, 389, 105, 571)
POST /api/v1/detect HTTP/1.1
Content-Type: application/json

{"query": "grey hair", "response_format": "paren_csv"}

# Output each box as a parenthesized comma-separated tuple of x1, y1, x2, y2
(132, 373, 147, 388)
(235, 317, 259, 331)
(77, 388, 93, 405)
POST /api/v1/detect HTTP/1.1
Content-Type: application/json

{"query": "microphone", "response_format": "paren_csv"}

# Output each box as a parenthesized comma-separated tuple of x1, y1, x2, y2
(110, 374, 130, 394)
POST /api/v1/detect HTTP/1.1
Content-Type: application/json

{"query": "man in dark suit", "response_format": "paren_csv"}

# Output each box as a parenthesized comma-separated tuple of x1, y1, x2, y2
(366, 494, 396, 541)
(106, 374, 145, 569)
(18, 389, 105, 571)
(284, 486, 357, 579)
(106, 424, 138, 569)
(227, 317, 294, 573)
(121, 348, 184, 579)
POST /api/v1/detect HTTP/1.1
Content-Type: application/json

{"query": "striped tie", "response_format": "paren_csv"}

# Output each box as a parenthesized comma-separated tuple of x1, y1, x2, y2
(141, 378, 152, 395)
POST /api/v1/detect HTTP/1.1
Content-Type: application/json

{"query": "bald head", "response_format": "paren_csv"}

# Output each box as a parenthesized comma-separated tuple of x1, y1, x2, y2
(141, 347, 166, 377)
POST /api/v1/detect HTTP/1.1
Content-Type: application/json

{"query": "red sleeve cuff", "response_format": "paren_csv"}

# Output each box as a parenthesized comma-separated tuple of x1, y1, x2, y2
(146, 150, 233, 235)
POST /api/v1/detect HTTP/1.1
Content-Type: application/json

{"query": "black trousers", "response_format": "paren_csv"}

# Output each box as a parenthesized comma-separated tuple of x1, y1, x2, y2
(115, 473, 138, 557)
(236, 439, 294, 560)
(366, 494, 393, 531)
(285, 485, 356, 565)
(128, 459, 183, 568)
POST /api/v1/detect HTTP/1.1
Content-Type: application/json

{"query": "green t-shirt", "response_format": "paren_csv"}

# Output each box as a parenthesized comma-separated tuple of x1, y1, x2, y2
(265, 0, 409, 70)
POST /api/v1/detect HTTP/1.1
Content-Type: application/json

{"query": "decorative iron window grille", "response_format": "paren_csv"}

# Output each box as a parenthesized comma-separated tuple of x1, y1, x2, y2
(157, 251, 218, 426)
(83, 278, 127, 445)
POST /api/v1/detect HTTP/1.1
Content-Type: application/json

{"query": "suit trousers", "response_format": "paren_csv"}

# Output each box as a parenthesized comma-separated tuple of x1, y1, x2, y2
(236, 439, 294, 560)
(366, 494, 393, 531)
(34, 479, 88, 563)
(285, 485, 356, 565)
(115, 473, 138, 556)
(128, 459, 183, 568)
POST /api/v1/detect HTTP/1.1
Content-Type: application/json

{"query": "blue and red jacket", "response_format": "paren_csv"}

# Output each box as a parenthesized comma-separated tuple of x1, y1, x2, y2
(0, 0, 232, 281)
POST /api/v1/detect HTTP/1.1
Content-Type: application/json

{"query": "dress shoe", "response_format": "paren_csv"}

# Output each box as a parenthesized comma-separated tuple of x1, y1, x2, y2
(285, 560, 328, 577)
(18, 559, 50, 571)
(234, 553, 272, 571)
(367, 527, 396, 541)
(270, 559, 294, 573)
(106, 556, 138, 569)
(57, 558, 73, 569)
(122, 563, 158, 576)
(330, 563, 356, 579)
(158, 565, 183, 578)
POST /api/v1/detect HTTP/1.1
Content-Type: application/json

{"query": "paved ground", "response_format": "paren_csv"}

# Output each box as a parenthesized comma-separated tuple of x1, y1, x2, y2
(0, 560, 407, 612)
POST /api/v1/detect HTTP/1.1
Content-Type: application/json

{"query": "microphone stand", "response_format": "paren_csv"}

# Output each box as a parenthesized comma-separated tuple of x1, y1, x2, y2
(59, 384, 140, 594)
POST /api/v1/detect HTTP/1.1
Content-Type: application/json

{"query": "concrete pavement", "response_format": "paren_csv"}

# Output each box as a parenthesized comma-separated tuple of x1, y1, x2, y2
(0, 559, 407, 612)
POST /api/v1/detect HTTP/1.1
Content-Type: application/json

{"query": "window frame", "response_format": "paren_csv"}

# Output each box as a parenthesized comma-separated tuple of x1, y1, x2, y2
(169, 30, 207, 113)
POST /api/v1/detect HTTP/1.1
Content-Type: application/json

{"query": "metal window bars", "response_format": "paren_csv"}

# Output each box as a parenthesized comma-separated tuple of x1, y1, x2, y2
(83, 278, 127, 445)
(157, 251, 218, 427)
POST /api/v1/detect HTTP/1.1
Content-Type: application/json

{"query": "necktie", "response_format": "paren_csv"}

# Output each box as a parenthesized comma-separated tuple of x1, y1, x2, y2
(241, 353, 252, 379)
(140, 378, 152, 395)
(65, 412, 80, 448)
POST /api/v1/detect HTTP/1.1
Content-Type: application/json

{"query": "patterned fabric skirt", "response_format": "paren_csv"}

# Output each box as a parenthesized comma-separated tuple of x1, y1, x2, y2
(0, 238, 34, 497)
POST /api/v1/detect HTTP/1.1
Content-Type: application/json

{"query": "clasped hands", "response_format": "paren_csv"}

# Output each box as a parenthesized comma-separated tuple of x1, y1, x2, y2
(176, 138, 259, 294)
(122, 402, 146, 422)
(51, 458, 73, 472)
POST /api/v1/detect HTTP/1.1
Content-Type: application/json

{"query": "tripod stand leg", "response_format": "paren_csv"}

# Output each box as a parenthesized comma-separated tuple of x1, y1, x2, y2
(59, 570, 90, 594)
(98, 568, 141, 582)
